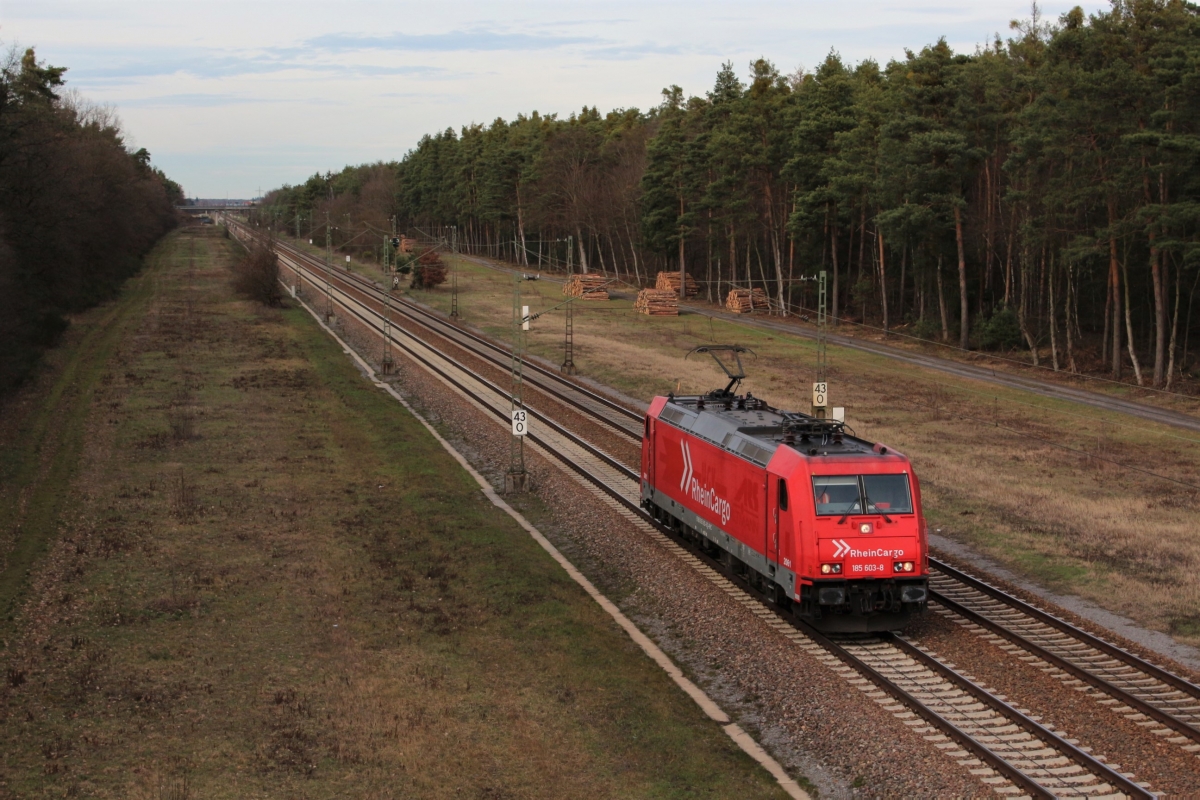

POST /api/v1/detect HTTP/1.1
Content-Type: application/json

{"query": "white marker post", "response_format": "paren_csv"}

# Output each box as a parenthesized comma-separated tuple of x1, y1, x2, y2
(812, 382, 828, 408)
(812, 381, 829, 421)
(511, 408, 528, 437)
(345, 255, 351, 270)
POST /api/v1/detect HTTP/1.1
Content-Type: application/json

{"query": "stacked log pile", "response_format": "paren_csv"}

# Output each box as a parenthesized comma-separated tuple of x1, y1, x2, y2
(655, 271, 698, 297)
(634, 289, 679, 316)
(563, 273, 609, 300)
(725, 287, 770, 313)
(410, 250, 448, 289)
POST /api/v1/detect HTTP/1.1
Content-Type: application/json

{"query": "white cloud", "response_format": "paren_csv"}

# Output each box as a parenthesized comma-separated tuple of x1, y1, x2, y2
(3, 0, 1108, 197)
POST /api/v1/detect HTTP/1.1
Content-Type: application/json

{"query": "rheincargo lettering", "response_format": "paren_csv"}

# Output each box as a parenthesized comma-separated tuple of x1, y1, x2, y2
(849, 548, 905, 559)
(688, 478, 731, 525)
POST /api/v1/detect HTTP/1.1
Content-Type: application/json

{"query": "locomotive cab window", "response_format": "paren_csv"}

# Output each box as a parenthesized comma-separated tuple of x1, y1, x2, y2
(812, 475, 912, 516)
(862, 474, 912, 514)
(812, 476, 860, 515)
(778, 478, 789, 511)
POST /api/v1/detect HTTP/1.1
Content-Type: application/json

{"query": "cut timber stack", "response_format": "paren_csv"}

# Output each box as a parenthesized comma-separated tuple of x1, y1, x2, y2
(655, 271, 698, 297)
(725, 288, 770, 313)
(563, 273, 609, 300)
(634, 288, 679, 316)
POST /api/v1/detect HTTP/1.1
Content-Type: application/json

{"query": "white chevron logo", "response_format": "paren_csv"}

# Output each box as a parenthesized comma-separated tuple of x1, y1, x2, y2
(680, 441, 693, 490)
(832, 539, 851, 558)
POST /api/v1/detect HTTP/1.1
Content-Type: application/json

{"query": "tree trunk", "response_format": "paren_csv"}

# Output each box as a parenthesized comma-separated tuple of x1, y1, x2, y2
(953, 203, 969, 349)
(1108, 199, 1122, 378)
(575, 226, 588, 273)
(1065, 259, 1078, 373)
(878, 225, 889, 331)
(596, 233, 608, 278)
(1109, 241, 1122, 377)
(1101, 261, 1111, 369)
(678, 193, 687, 299)
(936, 254, 949, 343)
(984, 159, 994, 303)
(754, 238, 770, 301)
(706, 210, 714, 303)
(1150, 241, 1165, 386)
(623, 219, 642, 286)
(1017, 244, 1039, 366)
(898, 242, 907, 323)
(1048, 253, 1059, 371)
(830, 221, 840, 325)
(1122, 257, 1144, 386)
(1166, 260, 1181, 390)
(771, 232, 786, 316)
(857, 203, 866, 285)
(918, 250, 926, 322)
(1004, 228, 1013, 307)
(729, 228, 737, 291)
(1181, 269, 1200, 383)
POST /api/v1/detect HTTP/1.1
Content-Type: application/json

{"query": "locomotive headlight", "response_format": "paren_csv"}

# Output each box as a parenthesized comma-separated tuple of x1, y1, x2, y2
(893, 561, 915, 573)
(821, 563, 843, 575)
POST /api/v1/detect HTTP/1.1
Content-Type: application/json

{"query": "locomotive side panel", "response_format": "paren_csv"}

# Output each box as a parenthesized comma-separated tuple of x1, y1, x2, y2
(649, 418, 768, 561)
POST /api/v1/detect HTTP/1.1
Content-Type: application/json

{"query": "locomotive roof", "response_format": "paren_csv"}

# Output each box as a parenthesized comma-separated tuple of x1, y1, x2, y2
(658, 394, 880, 467)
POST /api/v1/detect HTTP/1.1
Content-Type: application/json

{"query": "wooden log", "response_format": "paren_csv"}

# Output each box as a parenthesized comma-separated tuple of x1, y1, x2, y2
(655, 271, 698, 297)
(725, 287, 769, 313)
(635, 288, 679, 316)
(563, 273, 609, 300)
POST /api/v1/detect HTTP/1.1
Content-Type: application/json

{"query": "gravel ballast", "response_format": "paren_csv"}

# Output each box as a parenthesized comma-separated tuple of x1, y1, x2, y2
(316, 290, 995, 798)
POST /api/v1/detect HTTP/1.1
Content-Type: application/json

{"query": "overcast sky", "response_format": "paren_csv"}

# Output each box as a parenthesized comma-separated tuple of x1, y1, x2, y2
(4, 1, 1107, 199)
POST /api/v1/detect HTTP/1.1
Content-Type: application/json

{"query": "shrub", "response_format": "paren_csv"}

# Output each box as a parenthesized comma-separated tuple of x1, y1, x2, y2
(410, 250, 447, 289)
(973, 306, 1024, 351)
(912, 315, 943, 341)
(232, 243, 282, 306)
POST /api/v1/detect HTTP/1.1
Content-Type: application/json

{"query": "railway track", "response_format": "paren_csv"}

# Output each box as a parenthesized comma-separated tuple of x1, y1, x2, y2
(229, 219, 1191, 796)
(928, 560, 1200, 751)
(271, 236, 645, 444)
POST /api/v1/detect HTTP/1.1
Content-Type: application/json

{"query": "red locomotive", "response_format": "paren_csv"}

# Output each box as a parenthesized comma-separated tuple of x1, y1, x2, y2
(640, 347, 928, 631)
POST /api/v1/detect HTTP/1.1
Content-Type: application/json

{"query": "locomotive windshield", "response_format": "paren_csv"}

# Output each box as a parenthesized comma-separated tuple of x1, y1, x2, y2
(813, 474, 912, 516)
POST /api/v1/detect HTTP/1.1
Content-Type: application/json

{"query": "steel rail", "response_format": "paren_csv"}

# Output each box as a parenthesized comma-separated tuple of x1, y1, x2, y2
(791, 626, 1076, 798)
(931, 558, 1200, 701)
(276, 248, 641, 493)
(931, 589, 1200, 744)
(268, 234, 643, 425)
(885, 632, 1155, 799)
(647, 519, 1148, 797)
(229, 219, 643, 430)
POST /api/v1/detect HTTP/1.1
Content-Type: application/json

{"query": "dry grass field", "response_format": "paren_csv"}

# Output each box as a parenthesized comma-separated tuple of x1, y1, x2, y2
(0, 228, 787, 799)
(380, 253, 1200, 649)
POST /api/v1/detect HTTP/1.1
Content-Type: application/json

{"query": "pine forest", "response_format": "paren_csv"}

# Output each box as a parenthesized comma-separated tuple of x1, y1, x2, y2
(260, 2, 1200, 390)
